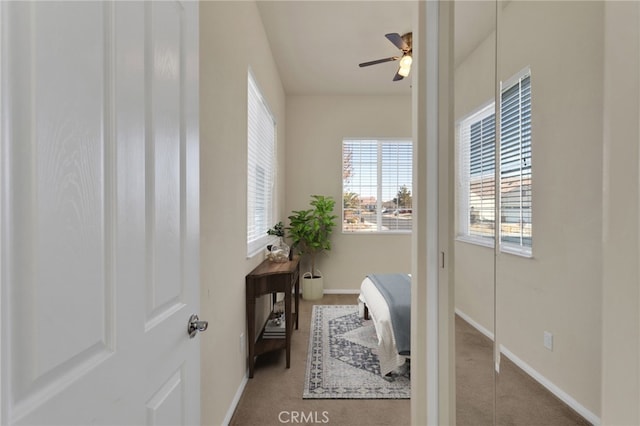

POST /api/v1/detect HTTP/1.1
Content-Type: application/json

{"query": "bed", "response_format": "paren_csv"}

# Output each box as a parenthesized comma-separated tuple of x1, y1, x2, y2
(358, 273, 411, 376)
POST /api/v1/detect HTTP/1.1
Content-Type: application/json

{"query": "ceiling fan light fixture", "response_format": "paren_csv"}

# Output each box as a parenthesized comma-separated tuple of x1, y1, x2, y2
(398, 65, 411, 78)
(399, 54, 412, 68)
(397, 54, 412, 78)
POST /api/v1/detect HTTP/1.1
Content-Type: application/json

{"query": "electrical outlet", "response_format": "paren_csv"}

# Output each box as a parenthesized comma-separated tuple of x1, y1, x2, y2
(240, 333, 246, 355)
(543, 331, 553, 351)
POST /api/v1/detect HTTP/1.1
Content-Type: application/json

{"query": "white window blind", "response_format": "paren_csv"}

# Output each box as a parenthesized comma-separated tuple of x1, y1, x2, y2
(458, 104, 496, 243)
(457, 69, 532, 255)
(342, 139, 413, 233)
(500, 73, 532, 252)
(247, 72, 276, 256)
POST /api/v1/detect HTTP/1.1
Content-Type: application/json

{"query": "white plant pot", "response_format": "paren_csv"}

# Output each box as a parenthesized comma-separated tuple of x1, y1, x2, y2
(302, 271, 323, 300)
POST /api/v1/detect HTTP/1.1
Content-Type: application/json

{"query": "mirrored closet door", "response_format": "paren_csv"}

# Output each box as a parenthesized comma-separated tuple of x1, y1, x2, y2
(454, 1, 606, 424)
(453, 1, 497, 424)
(494, 1, 601, 424)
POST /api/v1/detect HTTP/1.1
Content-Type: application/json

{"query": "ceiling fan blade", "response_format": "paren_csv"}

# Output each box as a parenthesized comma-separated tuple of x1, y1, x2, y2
(386, 33, 408, 51)
(392, 70, 404, 81)
(359, 56, 399, 67)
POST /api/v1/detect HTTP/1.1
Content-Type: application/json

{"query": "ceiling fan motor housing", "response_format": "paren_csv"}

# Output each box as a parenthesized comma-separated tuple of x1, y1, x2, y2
(401, 32, 412, 53)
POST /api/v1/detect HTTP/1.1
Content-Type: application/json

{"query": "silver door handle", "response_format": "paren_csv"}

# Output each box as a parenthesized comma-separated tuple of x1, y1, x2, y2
(188, 314, 208, 338)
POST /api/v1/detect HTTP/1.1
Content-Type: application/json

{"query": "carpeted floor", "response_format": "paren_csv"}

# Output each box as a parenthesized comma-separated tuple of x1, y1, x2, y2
(229, 294, 591, 425)
(455, 315, 592, 425)
(229, 294, 410, 426)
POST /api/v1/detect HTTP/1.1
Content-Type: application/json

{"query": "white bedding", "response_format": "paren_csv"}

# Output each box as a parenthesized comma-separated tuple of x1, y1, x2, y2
(358, 277, 409, 376)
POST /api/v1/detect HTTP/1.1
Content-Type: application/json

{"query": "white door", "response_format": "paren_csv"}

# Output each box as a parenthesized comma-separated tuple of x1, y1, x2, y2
(0, 1, 201, 425)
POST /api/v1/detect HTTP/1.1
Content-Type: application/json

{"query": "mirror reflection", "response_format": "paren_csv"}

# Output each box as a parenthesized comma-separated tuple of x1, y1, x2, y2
(454, 1, 602, 425)
(454, 1, 496, 424)
(494, 1, 600, 424)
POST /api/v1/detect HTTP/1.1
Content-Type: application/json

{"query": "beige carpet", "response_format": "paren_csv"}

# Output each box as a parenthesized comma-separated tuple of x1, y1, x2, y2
(229, 294, 591, 425)
(456, 315, 592, 425)
(229, 294, 410, 426)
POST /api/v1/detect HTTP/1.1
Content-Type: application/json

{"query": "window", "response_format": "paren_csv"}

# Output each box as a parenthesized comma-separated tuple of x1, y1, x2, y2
(247, 72, 276, 256)
(500, 73, 532, 253)
(458, 104, 496, 244)
(457, 70, 532, 255)
(342, 139, 413, 233)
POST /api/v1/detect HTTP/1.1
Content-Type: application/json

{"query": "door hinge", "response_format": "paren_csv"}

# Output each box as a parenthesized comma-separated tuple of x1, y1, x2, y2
(441, 251, 445, 268)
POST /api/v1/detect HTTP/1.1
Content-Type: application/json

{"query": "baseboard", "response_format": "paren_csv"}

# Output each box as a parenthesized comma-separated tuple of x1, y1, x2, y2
(499, 345, 601, 426)
(455, 308, 600, 425)
(454, 308, 495, 340)
(222, 373, 248, 426)
(323, 289, 360, 295)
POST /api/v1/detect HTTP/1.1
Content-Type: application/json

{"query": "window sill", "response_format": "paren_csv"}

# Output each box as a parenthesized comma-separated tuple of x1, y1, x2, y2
(456, 235, 495, 249)
(342, 230, 412, 235)
(456, 235, 533, 259)
(500, 243, 533, 258)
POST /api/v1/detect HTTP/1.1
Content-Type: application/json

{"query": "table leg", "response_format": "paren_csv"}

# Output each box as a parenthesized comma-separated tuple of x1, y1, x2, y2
(285, 288, 291, 368)
(247, 296, 255, 378)
(294, 274, 300, 330)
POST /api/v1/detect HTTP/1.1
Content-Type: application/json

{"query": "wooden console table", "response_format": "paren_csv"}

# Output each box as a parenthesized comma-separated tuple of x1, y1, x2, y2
(245, 256, 300, 378)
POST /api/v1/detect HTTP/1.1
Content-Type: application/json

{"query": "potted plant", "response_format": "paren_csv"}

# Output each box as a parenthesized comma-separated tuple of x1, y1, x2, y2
(267, 221, 285, 239)
(266, 221, 290, 262)
(287, 195, 337, 300)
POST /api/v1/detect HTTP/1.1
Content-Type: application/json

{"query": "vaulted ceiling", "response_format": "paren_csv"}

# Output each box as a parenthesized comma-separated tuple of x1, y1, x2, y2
(256, 1, 496, 96)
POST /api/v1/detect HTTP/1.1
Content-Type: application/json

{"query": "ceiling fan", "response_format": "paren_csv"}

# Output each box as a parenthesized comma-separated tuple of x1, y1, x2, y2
(359, 32, 413, 81)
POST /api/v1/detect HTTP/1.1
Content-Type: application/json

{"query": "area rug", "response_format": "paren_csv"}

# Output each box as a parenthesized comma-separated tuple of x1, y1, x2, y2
(303, 305, 410, 399)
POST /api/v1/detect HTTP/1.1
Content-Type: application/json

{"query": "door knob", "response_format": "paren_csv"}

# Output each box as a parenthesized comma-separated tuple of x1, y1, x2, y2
(188, 314, 208, 338)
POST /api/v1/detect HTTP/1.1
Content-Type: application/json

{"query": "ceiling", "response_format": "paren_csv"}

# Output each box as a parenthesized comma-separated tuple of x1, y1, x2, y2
(256, 1, 416, 96)
(256, 1, 496, 96)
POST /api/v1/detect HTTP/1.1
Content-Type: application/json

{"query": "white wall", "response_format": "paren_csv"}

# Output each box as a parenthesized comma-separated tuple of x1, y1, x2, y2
(454, 1, 603, 416)
(454, 26, 496, 334)
(285, 95, 412, 290)
(497, 1, 603, 416)
(199, 2, 286, 424)
(601, 1, 640, 424)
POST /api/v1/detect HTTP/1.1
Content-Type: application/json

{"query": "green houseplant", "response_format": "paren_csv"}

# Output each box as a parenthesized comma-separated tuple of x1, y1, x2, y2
(287, 195, 337, 299)
(266, 221, 285, 238)
(266, 221, 289, 262)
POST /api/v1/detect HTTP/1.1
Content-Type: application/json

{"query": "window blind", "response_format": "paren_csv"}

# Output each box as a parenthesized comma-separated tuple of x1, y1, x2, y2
(500, 74, 532, 250)
(247, 72, 275, 256)
(342, 139, 413, 233)
(457, 70, 532, 254)
(458, 104, 496, 241)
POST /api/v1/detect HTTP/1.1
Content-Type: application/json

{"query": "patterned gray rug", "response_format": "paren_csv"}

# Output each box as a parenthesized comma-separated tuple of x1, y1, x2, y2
(303, 305, 410, 399)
